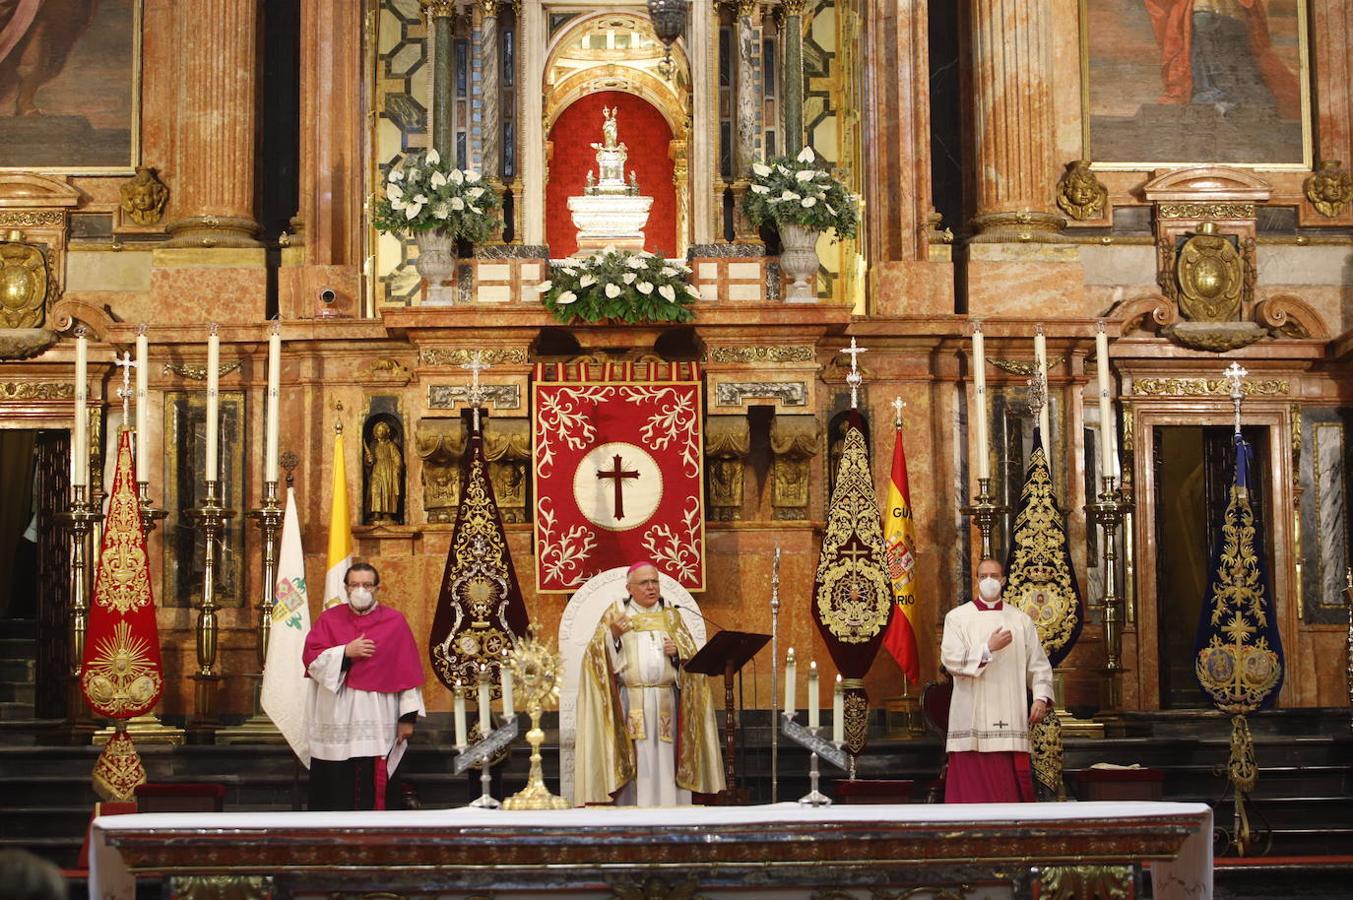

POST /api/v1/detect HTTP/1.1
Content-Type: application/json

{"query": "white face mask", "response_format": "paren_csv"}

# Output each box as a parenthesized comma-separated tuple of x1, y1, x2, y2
(978, 576, 1002, 601)
(347, 587, 376, 612)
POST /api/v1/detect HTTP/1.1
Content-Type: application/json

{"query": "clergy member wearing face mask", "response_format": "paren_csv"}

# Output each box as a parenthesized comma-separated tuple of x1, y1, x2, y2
(939, 557, 1053, 802)
(302, 563, 426, 810)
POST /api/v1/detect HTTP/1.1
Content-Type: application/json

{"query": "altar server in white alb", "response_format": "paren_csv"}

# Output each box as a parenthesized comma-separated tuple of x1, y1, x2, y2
(941, 557, 1054, 803)
(574, 561, 725, 806)
(302, 563, 426, 810)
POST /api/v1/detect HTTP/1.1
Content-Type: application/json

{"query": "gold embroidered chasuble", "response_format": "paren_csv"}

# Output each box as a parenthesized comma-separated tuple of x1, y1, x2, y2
(574, 601, 725, 804)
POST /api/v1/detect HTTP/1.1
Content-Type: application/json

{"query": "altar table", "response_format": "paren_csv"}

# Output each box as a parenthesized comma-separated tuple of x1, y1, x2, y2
(91, 800, 1212, 899)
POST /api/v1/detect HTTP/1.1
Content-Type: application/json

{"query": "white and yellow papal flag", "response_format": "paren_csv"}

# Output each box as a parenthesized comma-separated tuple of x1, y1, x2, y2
(323, 429, 354, 609)
(260, 486, 312, 767)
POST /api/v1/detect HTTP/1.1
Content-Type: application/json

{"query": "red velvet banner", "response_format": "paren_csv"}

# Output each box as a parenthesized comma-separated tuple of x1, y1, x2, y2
(81, 429, 164, 720)
(546, 90, 677, 257)
(532, 377, 704, 593)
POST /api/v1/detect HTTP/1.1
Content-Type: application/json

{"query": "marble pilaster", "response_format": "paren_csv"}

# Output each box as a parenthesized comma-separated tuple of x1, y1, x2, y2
(780, 0, 806, 157)
(163, 0, 261, 249)
(734, 0, 761, 178)
(478, 0, 501, 179)
(688, 0, 717, 244)
(521, 0, 546, 246)
(425, 1, 458, 160)
(967, 0, 1065, 242)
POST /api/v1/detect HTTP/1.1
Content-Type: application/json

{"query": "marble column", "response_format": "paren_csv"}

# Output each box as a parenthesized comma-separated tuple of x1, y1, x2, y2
(967, 0, 1065, 241)
(731, 0, 762, 242)
(521, 0, 546, 246)
(780, 0, 806, 158)
(164, 0, 261, 248)
(478, 0, 501, 179)
(688, 0, 716, 244)
(734, 0, 761, 177)
(425, 1, 458, 160)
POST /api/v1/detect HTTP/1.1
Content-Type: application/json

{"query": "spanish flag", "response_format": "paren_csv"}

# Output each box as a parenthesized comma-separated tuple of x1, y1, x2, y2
(323, 427, 354, 609)
(881, 416, 921, 682)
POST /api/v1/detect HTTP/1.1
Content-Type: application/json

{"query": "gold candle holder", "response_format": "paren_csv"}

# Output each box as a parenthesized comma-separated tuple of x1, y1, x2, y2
(186, 478, 235, 739)
(502, 627, 568, 810)
(137, 482, 168, 537)
(56, 484, 102, 742)
(1086, 474, 1133, 713)
(960, 476, 1008, 561)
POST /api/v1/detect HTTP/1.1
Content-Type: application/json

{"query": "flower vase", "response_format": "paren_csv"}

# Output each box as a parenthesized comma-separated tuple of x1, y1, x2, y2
(415, 231, 458, 305)
(778, 222, 821, 302)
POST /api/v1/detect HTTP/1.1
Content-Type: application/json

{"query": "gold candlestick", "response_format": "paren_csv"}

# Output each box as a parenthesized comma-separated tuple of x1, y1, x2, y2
(960, 476, 1008, 561)
(1343, 568, 1352, 726)
(137, 482, 168, 537)
(503, 625, 568, 810)
(1086, 474, 1133, 713)
(186, 478, 235, 741)
(56, 484, 102, 743)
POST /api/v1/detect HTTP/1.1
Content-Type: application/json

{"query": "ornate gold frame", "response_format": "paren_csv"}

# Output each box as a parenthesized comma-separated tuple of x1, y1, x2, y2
(1076, 0, 1314, 171)
(0, 0, 144, 175)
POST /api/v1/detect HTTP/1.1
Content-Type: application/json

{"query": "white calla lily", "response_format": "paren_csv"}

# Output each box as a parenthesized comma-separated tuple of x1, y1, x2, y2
(432, 203, 449, 219)
(386, 183, 404, 201)
(535, 280, 553, 293)
(450, 197, 465, 210)
(605, 283, 621, 299)
(579, 274, 597, 287)
(557, 291, 578, 305)
(426, 148, 441, 165)
(622, 272, 636, 284)
(404, 202, 423, 220)
(750, 184, 770, 194)
(780, 190, 800, 201)
(752, 163, 772, 177)
(430, 171, 447, 187)
(801, 196, 817, 207)
(658, 284, 676, 302)
(388, 168, 404, 182)
(661, 266, 677, 277)
(636, 281, 653, 294)
(795, 170, 814, 182)
(449, 170, 464, 185)
(797, 146, 815, 163)
(465, 171, 481, 183)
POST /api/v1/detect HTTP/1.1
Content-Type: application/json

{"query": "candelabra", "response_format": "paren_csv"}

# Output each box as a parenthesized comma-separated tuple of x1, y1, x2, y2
(781, 714, 848, 807)
(453, 714, 521, 809)
(769, 545, 781, 804)
(1344, 568, 1352, 732)
(1086, 475, 1133, 712)
(960, 476, 1008, 561)
(186, 479, 235, 740)
(57, 484, 102, 742)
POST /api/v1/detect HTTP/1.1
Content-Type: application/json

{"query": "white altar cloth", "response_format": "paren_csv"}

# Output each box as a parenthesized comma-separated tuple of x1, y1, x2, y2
(91, 800, 1212, 899)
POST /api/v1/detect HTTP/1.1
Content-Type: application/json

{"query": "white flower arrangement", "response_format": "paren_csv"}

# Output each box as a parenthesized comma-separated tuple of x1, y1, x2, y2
(742, 146, 859, 239)
(373, 149, 500, 241)
(538, 248, 699, 324)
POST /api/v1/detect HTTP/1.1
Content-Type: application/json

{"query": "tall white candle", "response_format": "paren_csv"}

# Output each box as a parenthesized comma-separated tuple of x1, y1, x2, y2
(971, 322, 990, 481)
(453, 681, 468, 748)
(808, 660, 820, 730)
(135, 326, 149, 482)
(205, 325, 220, 481)
(264, 321, 281, 484)
(1034, 326, 1051, 447)
(478, 667, 492, 735)
(832, 675, 845, 745)
(500, 657, 515, 718)
(72, 330, 88, 488)
(1095, 323, 1119, 481)
(784, 648, 796, 719)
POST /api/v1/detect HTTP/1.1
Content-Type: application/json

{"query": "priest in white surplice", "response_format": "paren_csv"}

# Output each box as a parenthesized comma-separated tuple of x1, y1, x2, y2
(941, 557, 1054, 803)
(302, 563, 426, 810)
(574, 561, 725, 806)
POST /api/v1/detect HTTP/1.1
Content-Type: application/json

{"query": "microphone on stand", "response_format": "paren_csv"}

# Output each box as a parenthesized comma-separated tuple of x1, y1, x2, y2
(666, 598, 731, 635)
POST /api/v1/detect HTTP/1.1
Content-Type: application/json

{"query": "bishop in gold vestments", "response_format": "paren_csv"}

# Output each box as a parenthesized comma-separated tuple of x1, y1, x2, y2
(574, 563, 725, 806)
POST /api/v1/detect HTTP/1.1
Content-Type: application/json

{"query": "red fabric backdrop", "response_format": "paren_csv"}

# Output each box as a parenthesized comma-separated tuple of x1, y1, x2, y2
(546, 91, 677, 258)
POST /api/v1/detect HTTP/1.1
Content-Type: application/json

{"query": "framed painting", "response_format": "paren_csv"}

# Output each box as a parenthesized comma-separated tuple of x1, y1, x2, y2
(1080, 0, 1312, 170)
(0, 0, 142, 172)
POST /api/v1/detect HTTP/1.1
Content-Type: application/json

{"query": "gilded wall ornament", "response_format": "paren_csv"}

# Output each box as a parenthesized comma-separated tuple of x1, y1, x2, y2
(162, 361, 243, 381)
(705, 344, 814, 363)
(119, 167, 170, 226)
(1303, 160, 1353, 217)
(0, 381, 72, 400)
(1132, 377, 1288, 397)
(1056, 160, 1108, 221)
(483, 418, 530, 524)
(705, 414, 751, 519)
(417, 420, 469, 522)
(420, 346, 528, 367)
(1175, 223, 1243, 323)
(715, 381, 807, 407)
(1158, 202, 1255, 219)
(0, 235, 48, 329)
(770, 414, 819, 518)
(428, 383, 521, 410)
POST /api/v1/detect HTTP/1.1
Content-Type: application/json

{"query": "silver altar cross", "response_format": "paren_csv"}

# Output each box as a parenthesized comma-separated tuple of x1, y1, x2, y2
(114, 350, 136, 430)
(839, 338, 867, 409)
(1224, 362, 1248, 435)
(461, 351, 491, 431)
(892, 396, 906, 427)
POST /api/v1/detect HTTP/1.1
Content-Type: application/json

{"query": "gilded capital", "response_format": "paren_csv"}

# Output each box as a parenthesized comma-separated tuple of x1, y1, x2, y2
(735, 0, 758, 19)
(780, 0, 809, 15)
(476, 0, 500, 18)
(420, 0, 457, 18)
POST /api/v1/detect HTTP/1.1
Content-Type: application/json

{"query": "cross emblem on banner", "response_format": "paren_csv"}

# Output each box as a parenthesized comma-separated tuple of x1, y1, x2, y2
(596, 453, 639, 520)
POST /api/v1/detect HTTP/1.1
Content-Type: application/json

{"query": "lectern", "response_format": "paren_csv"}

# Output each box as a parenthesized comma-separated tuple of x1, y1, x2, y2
(684, 629, 770, 804)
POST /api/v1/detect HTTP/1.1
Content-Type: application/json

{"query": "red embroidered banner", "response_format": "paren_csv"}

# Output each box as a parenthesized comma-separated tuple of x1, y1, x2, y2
(532, 373, 704, 593)
(81, 429, 164, 720)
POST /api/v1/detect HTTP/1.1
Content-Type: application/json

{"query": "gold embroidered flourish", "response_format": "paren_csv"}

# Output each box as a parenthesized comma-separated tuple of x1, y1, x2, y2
(1004, 443, 1081, 663)
(93, 440, 150, 615)
(81, 620, 163, 718)
(92, 730, 148, 801)
(1194, 481, 1282, 712)
(814, 426, 891, 643)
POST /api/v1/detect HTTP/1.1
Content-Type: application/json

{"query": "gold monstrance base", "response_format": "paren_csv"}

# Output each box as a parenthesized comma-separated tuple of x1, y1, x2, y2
(501, 626, 570, 810)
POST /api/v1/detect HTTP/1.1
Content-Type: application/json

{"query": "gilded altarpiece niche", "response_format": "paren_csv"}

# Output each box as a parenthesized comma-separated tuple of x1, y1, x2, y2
(1080, 0, 1312, 168)
(163, 392, 245, 608)
(1299, 409, 1351, 624)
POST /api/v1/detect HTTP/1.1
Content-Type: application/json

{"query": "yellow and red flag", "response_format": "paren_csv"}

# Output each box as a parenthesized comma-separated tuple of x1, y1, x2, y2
(82, 428, 163, 799)
(881, 417, 921, 682)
